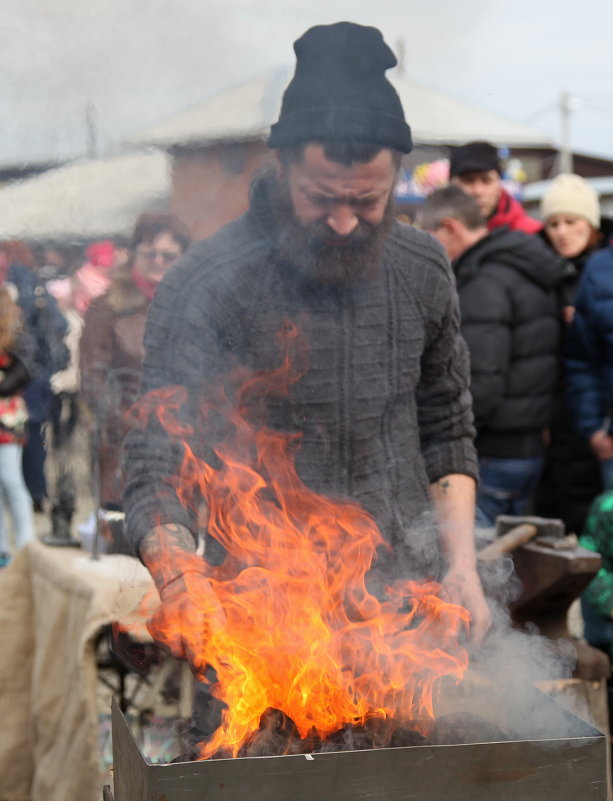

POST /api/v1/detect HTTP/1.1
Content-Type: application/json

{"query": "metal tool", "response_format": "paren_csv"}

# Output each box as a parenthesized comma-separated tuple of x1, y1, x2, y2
(477, 514, 565, 562)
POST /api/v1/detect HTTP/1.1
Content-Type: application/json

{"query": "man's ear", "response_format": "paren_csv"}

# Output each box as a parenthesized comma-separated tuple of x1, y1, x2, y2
(438, 217, 459, 237)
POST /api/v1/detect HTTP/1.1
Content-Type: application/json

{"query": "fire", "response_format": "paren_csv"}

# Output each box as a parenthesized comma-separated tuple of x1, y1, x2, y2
(131, 320, 470, 758)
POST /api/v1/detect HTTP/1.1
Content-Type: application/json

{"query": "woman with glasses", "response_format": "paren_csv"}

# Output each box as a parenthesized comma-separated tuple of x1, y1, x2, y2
(80, 212, 190, 552)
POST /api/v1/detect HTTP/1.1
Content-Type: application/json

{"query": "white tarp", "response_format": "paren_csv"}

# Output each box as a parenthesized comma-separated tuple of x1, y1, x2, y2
(0, 149, 170, 241)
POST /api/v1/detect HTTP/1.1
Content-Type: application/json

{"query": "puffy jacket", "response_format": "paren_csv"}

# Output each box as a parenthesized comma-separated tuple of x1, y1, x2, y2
(565, 246, 613, 438)
(454, 227, 562, 457)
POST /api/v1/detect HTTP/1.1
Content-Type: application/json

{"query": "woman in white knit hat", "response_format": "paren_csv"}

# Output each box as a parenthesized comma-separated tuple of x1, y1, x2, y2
(535, 174, 610, 537)
(541, 173, 604, 325)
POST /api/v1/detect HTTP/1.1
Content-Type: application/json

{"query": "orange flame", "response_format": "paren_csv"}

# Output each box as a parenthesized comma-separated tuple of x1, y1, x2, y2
(133, 320, 469, 757)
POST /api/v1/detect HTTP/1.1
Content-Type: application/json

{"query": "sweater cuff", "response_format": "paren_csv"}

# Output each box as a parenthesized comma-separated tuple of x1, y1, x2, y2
(424, 439, 479, 486)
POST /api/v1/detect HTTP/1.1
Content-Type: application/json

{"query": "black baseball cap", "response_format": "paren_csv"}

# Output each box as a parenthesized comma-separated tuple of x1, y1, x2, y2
(449, 141, 502, 177)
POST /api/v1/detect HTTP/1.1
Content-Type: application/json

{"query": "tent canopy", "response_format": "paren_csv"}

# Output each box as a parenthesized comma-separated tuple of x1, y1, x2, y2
(0, 149, 170, 242)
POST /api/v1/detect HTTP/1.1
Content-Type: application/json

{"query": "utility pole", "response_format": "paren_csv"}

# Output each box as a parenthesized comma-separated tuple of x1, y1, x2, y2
(396, 39, 405, 76)
(85, 100, 98, 158)
(557, 90, 574, 175)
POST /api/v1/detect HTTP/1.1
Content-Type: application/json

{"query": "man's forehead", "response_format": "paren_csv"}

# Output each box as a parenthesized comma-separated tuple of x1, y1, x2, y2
(454, 169, 500, 183)
(291, 143, 396, 192)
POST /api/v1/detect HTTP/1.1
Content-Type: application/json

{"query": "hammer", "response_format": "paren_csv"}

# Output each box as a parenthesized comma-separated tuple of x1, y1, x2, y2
(477, 515, 566, 563)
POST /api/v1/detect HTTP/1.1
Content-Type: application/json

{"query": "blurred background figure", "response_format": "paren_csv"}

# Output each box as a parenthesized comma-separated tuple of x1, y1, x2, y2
(0, 286, 34, 564)
(448, 141, 542, 234)
(577, 488, 613, 663)
(565, 239, 613, 492)
(38, 244, 76, 283)
(80, 212, 190, 551)
(419, 186, 561, 524)
(72, 240, 116, 317)
(47, 276, 83, 451)
(0, 240, 69, 513)
(541, 174, 613, 324)
(535, 175, 612, 534)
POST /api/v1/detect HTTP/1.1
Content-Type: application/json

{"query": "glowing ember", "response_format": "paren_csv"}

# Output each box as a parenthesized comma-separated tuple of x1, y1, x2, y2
(129, 320, 470, 759)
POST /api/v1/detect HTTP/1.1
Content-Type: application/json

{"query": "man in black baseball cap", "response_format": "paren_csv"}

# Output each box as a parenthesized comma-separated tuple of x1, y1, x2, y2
(450, 140, 541, 234)
(124, 21, 491, 750)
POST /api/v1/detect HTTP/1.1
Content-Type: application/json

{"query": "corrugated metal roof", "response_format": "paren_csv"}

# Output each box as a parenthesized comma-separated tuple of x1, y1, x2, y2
(133, 67, 552, 150)
(0, 149, 170, 241)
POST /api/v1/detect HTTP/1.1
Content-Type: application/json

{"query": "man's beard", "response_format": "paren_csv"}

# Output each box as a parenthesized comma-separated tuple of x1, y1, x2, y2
(270, 174, 396, 288)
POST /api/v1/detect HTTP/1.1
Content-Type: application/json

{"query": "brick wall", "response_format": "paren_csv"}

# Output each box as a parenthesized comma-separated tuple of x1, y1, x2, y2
(170, 140, 272, 241)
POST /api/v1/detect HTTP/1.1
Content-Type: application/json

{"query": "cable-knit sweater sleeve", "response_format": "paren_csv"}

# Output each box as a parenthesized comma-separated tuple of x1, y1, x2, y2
(123, 231, 254, 557)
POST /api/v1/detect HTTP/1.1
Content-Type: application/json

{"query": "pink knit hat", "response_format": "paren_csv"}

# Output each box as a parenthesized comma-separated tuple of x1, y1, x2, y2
(85, 240, 115, 269)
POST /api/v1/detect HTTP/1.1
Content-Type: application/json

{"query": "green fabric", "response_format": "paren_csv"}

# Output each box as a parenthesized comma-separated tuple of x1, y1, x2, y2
(579, 489, 613, 617)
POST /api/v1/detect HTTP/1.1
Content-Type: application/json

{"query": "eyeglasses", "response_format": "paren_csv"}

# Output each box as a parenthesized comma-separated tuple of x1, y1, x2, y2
(136, 247, 181, 264)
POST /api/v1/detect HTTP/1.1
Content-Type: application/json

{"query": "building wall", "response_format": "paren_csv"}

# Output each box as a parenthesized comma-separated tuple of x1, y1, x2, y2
(170, 140, 613, 239)
(170, 140, 272, 241)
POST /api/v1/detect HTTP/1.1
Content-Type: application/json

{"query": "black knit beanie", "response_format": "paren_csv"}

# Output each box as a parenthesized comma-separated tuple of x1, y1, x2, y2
(268, 22, 413, 153)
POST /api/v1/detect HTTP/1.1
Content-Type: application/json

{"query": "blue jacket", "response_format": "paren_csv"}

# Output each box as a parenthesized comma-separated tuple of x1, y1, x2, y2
(565, 246, 613, 438)
(7, 262, 68, 423)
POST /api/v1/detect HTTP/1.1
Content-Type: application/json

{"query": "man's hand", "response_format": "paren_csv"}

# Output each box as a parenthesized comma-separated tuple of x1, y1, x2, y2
(441, 564, 491, 646)
(139, 523, 226, 672)
(430, 474, 492, 645)
(148, 569, 226, 670)
(589, 429, 613, 461)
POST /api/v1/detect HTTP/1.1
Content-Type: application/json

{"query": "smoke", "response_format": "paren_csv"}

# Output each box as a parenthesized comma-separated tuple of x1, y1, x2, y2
(436, 546, 590, 742)
(390, 510, 590, 742)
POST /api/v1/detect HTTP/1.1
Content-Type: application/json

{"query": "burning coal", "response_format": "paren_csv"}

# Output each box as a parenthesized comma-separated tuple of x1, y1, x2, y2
(128, 320, 470, 759)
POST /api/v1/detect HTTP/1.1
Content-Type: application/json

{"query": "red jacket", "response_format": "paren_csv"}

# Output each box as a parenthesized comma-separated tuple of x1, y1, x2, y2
(488, 189, 542, 234)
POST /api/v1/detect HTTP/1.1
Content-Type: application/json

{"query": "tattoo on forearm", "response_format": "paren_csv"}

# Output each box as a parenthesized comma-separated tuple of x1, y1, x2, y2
(159, 523, 195, 551)
(141, 523, 196, 565)
(438, 478, 451, 494)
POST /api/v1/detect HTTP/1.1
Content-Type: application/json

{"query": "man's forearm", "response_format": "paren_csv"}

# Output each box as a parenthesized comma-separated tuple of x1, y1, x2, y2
(430, 473, 491, 643)
(430, 473, 478, 570)
(139, 522, 226, 662)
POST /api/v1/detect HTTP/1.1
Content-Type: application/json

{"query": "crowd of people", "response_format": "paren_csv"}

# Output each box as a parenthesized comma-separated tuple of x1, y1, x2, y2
(0, 158, 611, 570)
(418, 144, 613, 535)
(417, 143, 613, 659)
(0, 211, 190, 561)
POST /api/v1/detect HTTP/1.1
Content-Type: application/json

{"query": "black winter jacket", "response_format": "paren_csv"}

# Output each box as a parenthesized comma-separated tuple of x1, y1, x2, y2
(453, 227, 562, 458)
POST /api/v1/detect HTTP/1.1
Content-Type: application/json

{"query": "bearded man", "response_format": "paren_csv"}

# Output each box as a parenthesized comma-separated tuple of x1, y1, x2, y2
(124, 23, 491, 687)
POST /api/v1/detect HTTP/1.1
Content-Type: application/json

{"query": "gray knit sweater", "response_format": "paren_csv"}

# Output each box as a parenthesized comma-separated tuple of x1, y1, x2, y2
(124, 177, 477, 581)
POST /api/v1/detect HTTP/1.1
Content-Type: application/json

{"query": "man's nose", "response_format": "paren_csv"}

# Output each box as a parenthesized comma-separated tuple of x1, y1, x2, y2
(327, 205, 358, 237)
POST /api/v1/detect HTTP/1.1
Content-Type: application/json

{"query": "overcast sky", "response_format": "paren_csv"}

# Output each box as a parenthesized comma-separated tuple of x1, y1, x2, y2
(3, 0, 613, 165)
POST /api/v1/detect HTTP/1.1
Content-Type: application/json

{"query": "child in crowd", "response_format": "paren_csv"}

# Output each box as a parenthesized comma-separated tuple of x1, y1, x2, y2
(0, 286, 34, 564)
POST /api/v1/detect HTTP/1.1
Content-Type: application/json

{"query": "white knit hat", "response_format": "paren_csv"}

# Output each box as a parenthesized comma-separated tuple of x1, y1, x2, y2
(541, 173, 600, 228)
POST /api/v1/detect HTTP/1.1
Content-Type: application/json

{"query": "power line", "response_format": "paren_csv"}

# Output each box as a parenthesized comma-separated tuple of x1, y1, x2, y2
(580, 101, 613, 117)
(522, 102, 558, 124)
